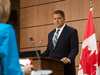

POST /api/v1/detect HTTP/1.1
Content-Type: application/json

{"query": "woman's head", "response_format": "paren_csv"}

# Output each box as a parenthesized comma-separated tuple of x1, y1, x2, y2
(0, 0, 10, 23)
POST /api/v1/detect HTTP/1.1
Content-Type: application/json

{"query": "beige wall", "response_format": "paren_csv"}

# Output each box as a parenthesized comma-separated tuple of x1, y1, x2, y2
(19, 0, 100, 74)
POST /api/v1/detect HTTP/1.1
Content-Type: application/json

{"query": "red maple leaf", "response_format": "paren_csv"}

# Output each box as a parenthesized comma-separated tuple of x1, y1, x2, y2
(80, 46, 98, 75)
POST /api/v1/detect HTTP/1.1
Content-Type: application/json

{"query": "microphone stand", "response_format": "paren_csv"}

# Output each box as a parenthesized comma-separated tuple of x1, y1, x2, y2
(33, 39, 43, 70)
(30, 36, 42, 70)
(30, 36, 52, 75)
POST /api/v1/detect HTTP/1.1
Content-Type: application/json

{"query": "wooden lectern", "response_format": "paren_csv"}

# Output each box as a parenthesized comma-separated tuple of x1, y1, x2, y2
(29, 56, 64, 75)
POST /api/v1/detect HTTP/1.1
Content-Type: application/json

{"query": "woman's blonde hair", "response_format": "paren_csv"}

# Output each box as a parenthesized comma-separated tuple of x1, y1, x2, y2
(0, 0, 11, 23)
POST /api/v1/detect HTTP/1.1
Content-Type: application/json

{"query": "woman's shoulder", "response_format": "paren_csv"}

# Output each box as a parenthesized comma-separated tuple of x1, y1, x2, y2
(0, 23, 13, 30)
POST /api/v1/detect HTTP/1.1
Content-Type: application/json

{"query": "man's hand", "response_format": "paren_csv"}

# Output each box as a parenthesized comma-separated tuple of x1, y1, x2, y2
(60, 57, 71, 64)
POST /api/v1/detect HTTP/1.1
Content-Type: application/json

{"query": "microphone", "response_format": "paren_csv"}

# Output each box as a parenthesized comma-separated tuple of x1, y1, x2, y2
(29, 36, 42, 70)
(29, 36, 36, 48)
(29, 36, 53, 75)
(35, 39, 43, 51)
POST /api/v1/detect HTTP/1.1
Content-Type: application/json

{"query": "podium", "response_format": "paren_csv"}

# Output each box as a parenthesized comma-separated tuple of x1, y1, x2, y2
(29, 56, 64, 75)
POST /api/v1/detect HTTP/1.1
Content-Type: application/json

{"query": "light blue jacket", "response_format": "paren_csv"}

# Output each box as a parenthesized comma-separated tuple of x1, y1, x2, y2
(0, 23, 24, 75)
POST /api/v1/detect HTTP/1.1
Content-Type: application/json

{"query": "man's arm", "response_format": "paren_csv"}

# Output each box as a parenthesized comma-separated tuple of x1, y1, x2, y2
(61, 29, 79, 64)
(68, 29, 79, 62)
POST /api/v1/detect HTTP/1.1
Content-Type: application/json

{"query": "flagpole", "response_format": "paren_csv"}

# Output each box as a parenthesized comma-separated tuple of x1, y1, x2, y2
(90, 0, 92, 8)
(90, 0, 93, 11)
(91, 66, 100, 75)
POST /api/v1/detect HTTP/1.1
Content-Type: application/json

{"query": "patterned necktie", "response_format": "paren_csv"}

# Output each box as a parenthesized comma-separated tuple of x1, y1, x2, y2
(53, 30, 60, 48)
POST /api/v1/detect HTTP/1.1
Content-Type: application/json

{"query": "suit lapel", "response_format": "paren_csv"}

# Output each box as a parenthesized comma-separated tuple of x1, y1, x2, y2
(55, 25, 67, 49)
(50, 29, 56, 49)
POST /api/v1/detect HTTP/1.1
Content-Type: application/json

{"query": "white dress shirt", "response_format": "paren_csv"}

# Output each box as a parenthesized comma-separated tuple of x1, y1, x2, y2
(52, 23, 66, 42)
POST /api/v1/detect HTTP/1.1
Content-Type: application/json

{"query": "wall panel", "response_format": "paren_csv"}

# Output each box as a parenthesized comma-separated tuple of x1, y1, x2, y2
(76, 67, 79, 75)
(93, 0, 100, 17)
(20, 3, 54, 28)
(20, 0, 60, 8)
(65, 0, 90, 21)
(20, 25, 55, 48)
(20, 47, 47, 53)
(20, 0, 90, 28)
(94, 18, 100, 41)
(75, 44, 82, 66)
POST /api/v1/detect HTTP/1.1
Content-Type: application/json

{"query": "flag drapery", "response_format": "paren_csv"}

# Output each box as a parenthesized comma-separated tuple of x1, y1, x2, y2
(78, 9, 98, 75)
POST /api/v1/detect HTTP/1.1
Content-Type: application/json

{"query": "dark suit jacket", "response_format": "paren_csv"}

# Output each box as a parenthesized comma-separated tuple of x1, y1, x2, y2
(41, 25, 79, 75)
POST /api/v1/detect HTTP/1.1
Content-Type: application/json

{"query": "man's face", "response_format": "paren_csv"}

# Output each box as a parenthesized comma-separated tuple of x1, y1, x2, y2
(53, 14, 65, 29)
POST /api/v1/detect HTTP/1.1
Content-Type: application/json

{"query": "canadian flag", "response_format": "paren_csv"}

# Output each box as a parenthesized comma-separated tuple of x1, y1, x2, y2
(78, 9, 98, 75)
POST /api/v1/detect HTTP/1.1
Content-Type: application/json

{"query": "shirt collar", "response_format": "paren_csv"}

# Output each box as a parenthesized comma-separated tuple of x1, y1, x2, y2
(56, 23, 66, 32)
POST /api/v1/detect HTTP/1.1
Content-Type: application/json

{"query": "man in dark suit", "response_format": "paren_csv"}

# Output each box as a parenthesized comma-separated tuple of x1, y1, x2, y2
(41, 10, 79, 75)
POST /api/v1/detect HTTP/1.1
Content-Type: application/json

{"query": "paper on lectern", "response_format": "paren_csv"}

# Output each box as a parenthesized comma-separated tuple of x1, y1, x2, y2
(19, 59, 31, 66)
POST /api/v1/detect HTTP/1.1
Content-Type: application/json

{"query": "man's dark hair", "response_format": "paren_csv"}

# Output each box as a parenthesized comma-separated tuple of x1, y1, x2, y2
(53, 10, 65, 17)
